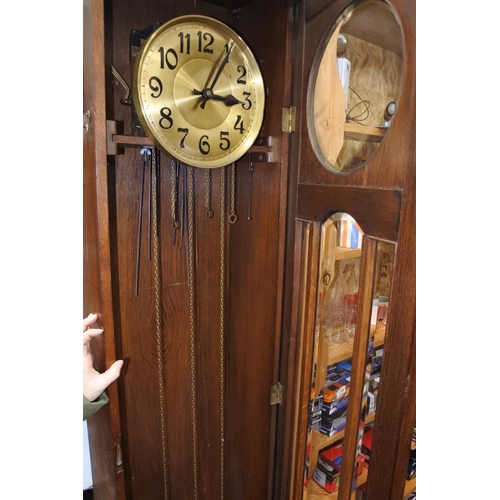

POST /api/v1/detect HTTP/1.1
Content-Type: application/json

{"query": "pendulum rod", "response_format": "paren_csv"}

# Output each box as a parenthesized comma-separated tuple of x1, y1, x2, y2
(152, 147, 170, 500)
(229, 162, 238, 224)
(187, 166, 199, 500)
(219, 166, 227, 499)
(135, 148, 148, 296)
(148, 149, 152, 261)
(248, 154, 253, 220)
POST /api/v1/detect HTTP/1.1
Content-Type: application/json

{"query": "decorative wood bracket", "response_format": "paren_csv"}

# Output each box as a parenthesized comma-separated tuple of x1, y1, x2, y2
(107, 120, 276, 163)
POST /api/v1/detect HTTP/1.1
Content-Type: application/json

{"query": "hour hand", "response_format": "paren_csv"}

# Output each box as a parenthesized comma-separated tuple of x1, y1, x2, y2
(211, 94, 243, 106)
(193, 89, 243, 107)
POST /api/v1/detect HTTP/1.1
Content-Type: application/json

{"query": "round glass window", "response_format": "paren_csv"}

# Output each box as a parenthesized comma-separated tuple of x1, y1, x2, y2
(307, 0, 405, 174)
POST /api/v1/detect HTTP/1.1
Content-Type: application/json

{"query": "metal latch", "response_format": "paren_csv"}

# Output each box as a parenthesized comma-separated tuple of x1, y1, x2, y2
(83, 110, 90, 134)
(114, 437, 123, 473)
(282, 106, 296, 133)
(270, 382, 283, 405)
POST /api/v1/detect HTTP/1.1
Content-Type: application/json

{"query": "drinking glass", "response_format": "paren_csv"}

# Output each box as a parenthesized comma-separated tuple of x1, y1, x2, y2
(323, 309, 347, 344)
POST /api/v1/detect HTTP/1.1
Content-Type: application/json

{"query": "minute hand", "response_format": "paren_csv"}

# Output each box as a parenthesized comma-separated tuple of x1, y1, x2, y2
(200, 40, 235, 109)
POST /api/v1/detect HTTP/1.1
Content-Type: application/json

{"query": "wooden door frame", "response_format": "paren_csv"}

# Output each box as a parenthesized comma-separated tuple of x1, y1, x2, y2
(83, 0, 124, 497)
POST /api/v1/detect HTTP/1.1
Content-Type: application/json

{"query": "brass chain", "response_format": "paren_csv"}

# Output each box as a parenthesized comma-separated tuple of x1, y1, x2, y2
(170, 160, 180, 230)
(205, 169, 214, 218)
(187, 166, 199, 500)
(229, 162, 238, 223)
(152, 148, 170, 500)
(219, 166, 227, 499)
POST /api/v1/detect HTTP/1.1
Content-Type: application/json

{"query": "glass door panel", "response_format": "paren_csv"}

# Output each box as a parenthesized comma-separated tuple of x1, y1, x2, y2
(348, 239, 395, 499)
(303, 212, 365, 500)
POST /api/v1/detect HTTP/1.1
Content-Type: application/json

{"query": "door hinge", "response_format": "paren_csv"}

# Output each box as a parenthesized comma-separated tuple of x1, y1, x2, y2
(83, 110, 90, 134)
(114, 436, 123, 473)
(271, 382, 283, 405)
(282, 106, 296, 133)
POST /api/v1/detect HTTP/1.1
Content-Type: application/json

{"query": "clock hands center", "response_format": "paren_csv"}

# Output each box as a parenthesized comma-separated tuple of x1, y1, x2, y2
(193, 88, 243, 107)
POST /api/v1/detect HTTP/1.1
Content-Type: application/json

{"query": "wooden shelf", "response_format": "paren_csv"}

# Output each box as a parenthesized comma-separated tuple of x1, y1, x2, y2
(306, 465, 369, 500)
(341, 1, 404, 57)
(306, 470, 414, 499)
(335, 246, 362, 260)
(311, 412, 376, 457)
(404, 476, 416, 497)
(327, 321, 386, 365)
(343, 123, 387, 143)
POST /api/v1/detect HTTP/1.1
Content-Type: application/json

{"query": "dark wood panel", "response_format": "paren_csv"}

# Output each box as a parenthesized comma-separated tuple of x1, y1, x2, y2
(202, 0, 254, 9)
(226, 158, 284, 500)
(297, 184, 401, 241)
(109, 150, 198, 499)
(97, 0, 292, 498)
(305, 0, 335, 21)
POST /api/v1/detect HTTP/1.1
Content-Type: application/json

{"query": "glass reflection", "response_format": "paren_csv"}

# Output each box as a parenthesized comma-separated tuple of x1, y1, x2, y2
(309, 0, 405, 173)
(303, 212, 364, 498)
(351, 240, 395, 497)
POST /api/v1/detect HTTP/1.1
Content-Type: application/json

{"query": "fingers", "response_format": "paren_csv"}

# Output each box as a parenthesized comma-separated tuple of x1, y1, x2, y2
(83, 327, 104, 346)
(83, 313, 98, 331)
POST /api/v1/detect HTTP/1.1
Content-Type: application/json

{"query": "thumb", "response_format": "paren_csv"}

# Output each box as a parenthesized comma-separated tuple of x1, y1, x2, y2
(98, 360, 124, 389)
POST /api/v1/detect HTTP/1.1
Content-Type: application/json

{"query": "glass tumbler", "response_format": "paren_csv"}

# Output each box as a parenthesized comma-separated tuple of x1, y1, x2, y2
(323, 309, 347, 344)
(344, 304, 357, 338)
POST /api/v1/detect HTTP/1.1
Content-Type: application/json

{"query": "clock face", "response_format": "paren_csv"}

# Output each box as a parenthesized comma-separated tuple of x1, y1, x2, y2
(133, 15, 265, 169)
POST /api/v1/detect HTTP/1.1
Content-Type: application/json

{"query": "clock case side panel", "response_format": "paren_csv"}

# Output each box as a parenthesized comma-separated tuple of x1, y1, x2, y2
(83, 0, 125, 499)
(225, 1, 296, 499)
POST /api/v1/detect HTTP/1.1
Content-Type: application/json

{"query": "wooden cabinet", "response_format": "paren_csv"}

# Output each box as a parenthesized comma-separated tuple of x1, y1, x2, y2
(83, 0, 415, 499)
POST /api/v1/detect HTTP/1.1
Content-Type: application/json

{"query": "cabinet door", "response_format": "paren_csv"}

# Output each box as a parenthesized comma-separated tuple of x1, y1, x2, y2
(281, 0, 415, 499)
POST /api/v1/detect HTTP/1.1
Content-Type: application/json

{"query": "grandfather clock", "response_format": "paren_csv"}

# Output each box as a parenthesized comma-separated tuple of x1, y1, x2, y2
(83, 1, 415, 500)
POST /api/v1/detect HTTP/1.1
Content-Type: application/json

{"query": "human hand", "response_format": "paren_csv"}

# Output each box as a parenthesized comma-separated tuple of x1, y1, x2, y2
(83, 313, 123, 402)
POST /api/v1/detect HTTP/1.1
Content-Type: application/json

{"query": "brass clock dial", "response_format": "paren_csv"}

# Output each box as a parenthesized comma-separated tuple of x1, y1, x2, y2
(133, 15, 265, 169)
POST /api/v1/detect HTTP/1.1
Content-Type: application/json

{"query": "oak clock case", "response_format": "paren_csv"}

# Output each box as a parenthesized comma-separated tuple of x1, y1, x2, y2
(132, 15, 266, 169)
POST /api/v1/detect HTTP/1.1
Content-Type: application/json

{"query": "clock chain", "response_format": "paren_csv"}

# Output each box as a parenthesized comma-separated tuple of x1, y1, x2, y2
(187, 166, 200, 500)
(182, 165, 188, 239)
(152, 147, 171, 500)
(170, 160, 181, 245)
(219, 165, 227, 499)
(229, 163, 238, 223)
(150, 159, 228, 499)
(205, 169, 214, 218)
